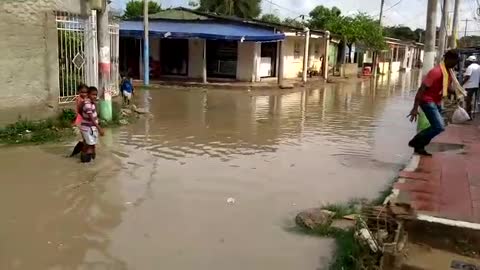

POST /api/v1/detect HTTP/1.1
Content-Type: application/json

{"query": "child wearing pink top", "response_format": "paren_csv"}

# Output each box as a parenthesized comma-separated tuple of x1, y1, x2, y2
(69, 84, 88, 157)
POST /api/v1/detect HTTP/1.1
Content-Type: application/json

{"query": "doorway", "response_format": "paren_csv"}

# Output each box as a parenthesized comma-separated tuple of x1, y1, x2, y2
(206, 40, 238, 78)
(160, 39, 188, 76)
(259, 42, 277, 77)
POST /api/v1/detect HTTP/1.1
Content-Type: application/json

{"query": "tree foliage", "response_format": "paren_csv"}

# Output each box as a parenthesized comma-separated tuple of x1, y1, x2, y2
(459, 36, 480, 47)
(309, 5, 341, 30)
(384, 25, 422, 41)
(198, 0, 261, 18)
(309, 5, 385, 51)
(123, 0, 162, 19)
(282, 17, 306, 28)
(260, 13, 281, 24)
(353, 13, 386, 50)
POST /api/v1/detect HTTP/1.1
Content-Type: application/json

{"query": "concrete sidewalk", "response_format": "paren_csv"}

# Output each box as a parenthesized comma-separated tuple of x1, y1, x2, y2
(395, 120, 480, 224)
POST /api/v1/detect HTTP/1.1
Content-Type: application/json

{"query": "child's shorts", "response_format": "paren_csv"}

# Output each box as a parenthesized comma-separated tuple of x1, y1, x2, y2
(80, 126, 98, 146)
(123, 90, 132, 99)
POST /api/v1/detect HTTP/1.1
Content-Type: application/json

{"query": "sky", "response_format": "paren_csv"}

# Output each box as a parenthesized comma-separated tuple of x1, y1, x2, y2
(111, 0, 480, 36)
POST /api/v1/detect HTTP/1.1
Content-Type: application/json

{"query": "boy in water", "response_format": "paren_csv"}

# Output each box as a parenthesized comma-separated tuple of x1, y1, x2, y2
(80, 87, 105, 163)
(121, 75, 134, 105)
(69, 84, 88, 157)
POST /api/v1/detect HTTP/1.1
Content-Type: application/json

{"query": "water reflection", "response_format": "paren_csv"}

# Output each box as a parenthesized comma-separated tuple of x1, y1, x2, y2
(106, 72, 420, 270)
(0, 72, 421, 270)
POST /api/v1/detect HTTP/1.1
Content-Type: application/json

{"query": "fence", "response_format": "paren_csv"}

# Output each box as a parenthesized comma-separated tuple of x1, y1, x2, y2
(56, 11, 119, 104)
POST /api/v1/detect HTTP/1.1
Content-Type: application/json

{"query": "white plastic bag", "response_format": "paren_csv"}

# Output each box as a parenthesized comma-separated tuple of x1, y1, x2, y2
(452, 106, 471, 124)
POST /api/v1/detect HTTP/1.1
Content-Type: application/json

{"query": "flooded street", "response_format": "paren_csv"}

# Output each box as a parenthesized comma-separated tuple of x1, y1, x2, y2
(1, 72, 421, 270)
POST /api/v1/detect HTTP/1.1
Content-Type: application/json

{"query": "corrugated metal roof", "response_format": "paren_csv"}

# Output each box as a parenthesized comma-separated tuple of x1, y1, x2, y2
(149, 9, 209, 20)
(120, 20, 285, 42)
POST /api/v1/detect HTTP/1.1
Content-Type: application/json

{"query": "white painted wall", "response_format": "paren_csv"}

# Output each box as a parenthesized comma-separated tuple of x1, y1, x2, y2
(236, 41, 256, 81)
(378, 62, 401, 73)
(308, 39, 324, 73)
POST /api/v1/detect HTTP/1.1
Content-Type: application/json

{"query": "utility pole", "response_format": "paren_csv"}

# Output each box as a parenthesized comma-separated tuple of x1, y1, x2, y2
(449, 0, 460, 48)
(372, 0, 385, 77)
(462, 19, 470, 37)
(302, 27, 310, 83)
(437, 0, 450, 63)
(379, 0, 385, 26)
(97, 0, 112, 121)
(423, 0, 438, 74)
(144, 0, 150, 85)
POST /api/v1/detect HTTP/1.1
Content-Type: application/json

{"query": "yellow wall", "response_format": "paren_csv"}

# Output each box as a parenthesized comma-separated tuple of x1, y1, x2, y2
(282, 36, 324, 79)
(282, 37, 304, 78)
(308, 39, 325, 74)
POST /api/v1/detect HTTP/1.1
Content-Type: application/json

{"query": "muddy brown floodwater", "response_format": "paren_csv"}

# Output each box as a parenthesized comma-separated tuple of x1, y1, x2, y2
(1, 72, 421, 270)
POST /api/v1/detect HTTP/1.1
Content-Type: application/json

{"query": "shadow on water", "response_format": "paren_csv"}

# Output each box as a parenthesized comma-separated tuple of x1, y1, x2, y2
(0, 71, 421, 270)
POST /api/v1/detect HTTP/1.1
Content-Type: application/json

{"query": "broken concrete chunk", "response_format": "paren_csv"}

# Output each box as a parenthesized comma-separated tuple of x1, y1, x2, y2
(295, 208, 334, 230)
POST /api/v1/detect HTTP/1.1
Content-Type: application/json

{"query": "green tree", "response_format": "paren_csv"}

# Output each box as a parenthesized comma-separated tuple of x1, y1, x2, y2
(459, 36, 480, 47)
(384, 25, 418, 41)
(260, 13, 281, 24)
(353, 13, 385, 51)
(198, 0, 261, 19)
(123, 0, 162, 20)
(308, 5, 341, 30)
(414, 28, 425, 42)
(282, 17, 306, 28)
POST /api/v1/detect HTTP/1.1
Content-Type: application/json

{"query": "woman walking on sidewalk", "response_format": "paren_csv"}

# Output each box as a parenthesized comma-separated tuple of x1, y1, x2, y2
(408, 50, 459, 156)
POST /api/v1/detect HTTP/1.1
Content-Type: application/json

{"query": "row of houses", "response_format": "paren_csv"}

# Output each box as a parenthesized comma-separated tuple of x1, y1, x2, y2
(119, 8, 331, 84)
(0, 1, 424, 122)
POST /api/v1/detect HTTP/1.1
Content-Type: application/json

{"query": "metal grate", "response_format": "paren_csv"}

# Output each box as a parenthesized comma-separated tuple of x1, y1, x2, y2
(109, 23, 120, 96)
(56, 11, 119, 104)
(56, 11, 87, 103)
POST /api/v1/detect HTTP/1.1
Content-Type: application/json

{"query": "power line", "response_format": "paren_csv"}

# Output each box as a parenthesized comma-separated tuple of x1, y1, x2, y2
(263, 0, 303, 17)
(371, 0, 403, 17)
(382, 0, 403, 13)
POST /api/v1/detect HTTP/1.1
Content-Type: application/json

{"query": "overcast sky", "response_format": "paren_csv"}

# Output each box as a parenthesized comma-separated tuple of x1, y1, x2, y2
(111, 0, 480, 35)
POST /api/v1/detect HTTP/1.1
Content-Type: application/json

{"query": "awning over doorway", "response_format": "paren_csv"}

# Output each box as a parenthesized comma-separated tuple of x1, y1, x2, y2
(120, 20, 285, 42)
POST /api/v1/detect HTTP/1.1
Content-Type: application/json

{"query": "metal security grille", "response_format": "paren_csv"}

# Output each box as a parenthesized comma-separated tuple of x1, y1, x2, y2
(109, 23, 120, 96)
(56, 11, 119, 103)
(56, 11, 89, 103)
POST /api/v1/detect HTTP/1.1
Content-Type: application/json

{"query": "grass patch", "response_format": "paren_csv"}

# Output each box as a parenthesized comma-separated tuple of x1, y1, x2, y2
(296, 183, 399, 269)
(0, 109, 76, 145)
(291, 223, 378, 270)
(322, 198, 366, 219)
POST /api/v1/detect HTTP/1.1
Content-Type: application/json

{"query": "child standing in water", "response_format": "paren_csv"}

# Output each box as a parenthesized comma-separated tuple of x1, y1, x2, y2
(120, 75, 134, 105)
(80, 86, 105, 163)
(69, 84, 88, 157)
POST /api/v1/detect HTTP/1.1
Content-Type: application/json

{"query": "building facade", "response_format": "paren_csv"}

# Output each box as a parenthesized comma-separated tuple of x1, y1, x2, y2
(0, 0, 120, 124)
(119, 9, 330, 86)
(0, 0, 88, 121)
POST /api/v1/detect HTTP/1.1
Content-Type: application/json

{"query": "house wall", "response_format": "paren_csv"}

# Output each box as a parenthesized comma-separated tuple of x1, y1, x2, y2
(378, 62, 401, 74)
(237, 42, 256, 81)
(308, 38, 325, 74)
(188, 39, 204, 78)
(151, 39, 161, 61)
(282, 36, 304, 78)
(0, 0, 86, 123)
